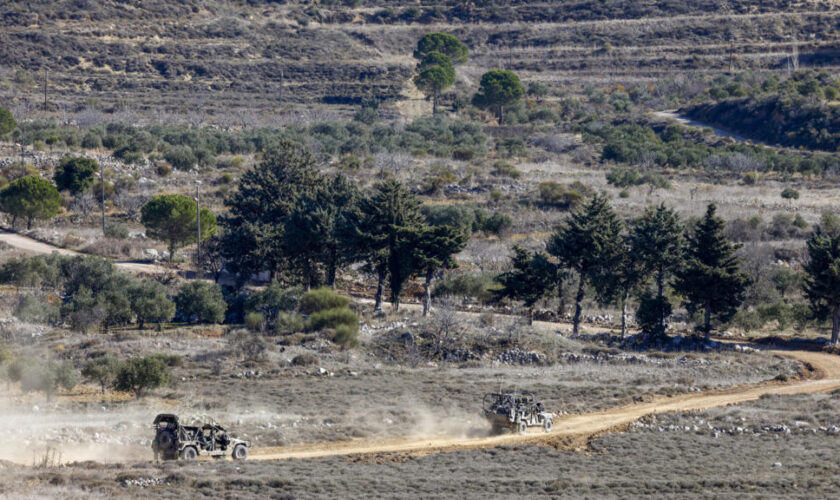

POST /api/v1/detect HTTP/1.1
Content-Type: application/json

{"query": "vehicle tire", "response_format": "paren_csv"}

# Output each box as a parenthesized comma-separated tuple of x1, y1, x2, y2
(543, 419, 552, 433)
(232, 444, 248, 460)
(181, 446, 198, 461)
(518, 421, 527, 435)
(157, 431, 175, 449)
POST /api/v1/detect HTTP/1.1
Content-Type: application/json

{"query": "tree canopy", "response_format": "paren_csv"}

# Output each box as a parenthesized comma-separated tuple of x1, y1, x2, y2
(675, 203, 748, 340)
(141, 194, 217, 261)
(803, 228, 840, 344)
(0, 106, 16, 135)
(414, 32, 468, 63)
(54, 156, 98, 195)
(0, 175, 62, 229)
(472, 70, 524, 123)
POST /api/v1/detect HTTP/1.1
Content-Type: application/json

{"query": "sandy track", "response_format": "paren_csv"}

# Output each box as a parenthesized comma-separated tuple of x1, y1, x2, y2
(0, 230, 169, 275)
(249, 350, 840, 461)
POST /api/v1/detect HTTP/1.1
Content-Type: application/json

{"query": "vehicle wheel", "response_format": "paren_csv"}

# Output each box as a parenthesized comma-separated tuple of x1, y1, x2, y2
(157, 431, 175, 449)
(543, 419, 553, 433)
(181, 446, 198, 461)
(232, 444, 248, 460)
(518, 421, 527, 435)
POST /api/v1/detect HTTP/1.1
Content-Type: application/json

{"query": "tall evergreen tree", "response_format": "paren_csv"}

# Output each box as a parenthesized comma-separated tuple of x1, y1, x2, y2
(630, 203, 684, 338)
(597, 235, 644, 337)
(547, 193, 623, 334)
(803, 228, 840, 344)
(222, 140, 324, 282)
(675, 204, 748, 341)
(413, 225, 468, 316)
(285, 174, 361, 289)
(355, 179, 424, 311)
(494, 246, 555, 324)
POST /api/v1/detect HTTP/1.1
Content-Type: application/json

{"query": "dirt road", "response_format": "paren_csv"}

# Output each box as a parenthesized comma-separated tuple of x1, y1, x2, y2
(249, 350, 840, 461)
(0, 230, 169, 274)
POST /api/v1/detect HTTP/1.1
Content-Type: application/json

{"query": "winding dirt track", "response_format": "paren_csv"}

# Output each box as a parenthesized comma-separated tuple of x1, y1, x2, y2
(4, 229, 840, 462)
(0, 230, 169, 274)
(249, 350, 840, 461)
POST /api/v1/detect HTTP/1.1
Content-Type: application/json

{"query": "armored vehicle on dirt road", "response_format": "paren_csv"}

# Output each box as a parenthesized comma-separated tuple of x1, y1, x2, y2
(482, 391, 553, 434)
(152, 414, 251, 461)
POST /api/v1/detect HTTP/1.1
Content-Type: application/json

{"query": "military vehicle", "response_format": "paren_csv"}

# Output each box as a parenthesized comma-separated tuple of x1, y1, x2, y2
(152, 414, 251, 460)
(482, 391, 553, 434)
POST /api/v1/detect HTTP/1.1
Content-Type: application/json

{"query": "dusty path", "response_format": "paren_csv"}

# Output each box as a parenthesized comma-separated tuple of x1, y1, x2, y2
(0, 230, 169, 274)
(249, 350, 840, 461)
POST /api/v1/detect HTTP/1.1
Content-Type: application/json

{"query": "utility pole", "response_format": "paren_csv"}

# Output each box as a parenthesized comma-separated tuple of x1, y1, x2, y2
(100, 161, 106, 235)
(195, 180, 201, 261)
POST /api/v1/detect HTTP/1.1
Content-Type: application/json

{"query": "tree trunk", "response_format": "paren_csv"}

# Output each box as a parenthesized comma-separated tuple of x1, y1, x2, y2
(433, 92, 438, 114)
(374, 262, 386, 313)
(832, 307, 840, 345)
(620, 295, 628, 338)
(497, 105, 504, 125)
(138, 319, 145, 330)
(169, 239, 176, 262)
(327, 247, 337, 289)
(27, 217, 32, 230)
(422, 268, 433, 317)
(657, 265, 665, 336)
(573, 273, 585, 334)
(704, 305, 712, 342)
(10, 215, 16, 228)
(528, 307, 534, 326)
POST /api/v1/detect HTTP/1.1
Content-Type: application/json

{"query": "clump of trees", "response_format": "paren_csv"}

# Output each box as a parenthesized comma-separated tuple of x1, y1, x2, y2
(495, 197, 751, 339)
(0, 254, 176, 331)
(81, 354, 175, 398)
(221, 141, 468, 312)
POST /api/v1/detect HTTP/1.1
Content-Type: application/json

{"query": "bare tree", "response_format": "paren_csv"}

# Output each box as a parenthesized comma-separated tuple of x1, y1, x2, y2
(427, 295, 463, 359)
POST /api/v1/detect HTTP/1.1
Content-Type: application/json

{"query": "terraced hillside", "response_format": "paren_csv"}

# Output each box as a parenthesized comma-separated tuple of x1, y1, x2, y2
(2, 0, 840, 120)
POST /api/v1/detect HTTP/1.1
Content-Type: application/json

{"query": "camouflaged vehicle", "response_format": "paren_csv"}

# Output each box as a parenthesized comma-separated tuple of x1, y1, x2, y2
(152, 414, 250, 460)
(482, 391, 553, 434)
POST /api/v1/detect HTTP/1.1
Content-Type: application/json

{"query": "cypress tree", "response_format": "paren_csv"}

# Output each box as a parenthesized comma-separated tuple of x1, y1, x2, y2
(413, 225, 468, 316)
(355, 179, 424, 311)
(547, 193, 623, 334)
(494, 246, 555, 324)
(675, 204, 748, 341)
(630, 203, 684, 338)
(803, 228, 840, 344)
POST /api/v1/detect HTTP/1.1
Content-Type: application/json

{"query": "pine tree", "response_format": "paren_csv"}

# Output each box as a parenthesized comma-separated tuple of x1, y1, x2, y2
(354, 179, 424, 311)
(494, 246, 555, 324)
(675, 204, 748, 341)
(413, 225, 468, 316)
(285, 174, 361, 289)
(630, 203, 684, 338)
(222, 140, 324, 282)
(547, 193, 623, 334)
(803, 228, 840, 344)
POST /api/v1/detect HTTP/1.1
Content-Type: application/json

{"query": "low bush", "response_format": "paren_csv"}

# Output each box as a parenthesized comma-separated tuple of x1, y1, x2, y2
(299, 287, 350, 315)
(305, 307, 358, 333)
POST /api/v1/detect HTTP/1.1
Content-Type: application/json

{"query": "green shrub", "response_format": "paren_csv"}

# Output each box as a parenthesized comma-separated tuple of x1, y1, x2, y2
(274, 312, 305, 336)
(433, 272, 498, 302)
(156, 162, 172, 177)
(305, 307, 358, 333)
(104, 222, 130, 239)
(164, 145, 197, 170)
(291, 353, 318, 366)
(175, 281, 226, 324)
(491, 161, 521, 179)
(733, 308, 763, 333)
(245, 311, 265, 332)
(114, 356, 172, 398)
(333, 324, 359, 349)
(299, 287, 350, 315)
(14, 294, 60, 325)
